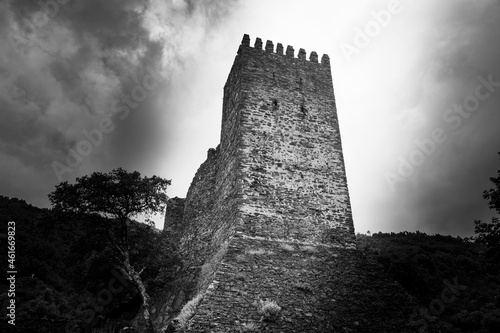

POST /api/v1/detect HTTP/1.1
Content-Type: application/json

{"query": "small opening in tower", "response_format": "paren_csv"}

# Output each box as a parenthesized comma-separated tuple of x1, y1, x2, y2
(273, 72, 276, 80)
(301, 104, 307, 116)
(299, 78, 303, 85)
(272, 99, 279, 110)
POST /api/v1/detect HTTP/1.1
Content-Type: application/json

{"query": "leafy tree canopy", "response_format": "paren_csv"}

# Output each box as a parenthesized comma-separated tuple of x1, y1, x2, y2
(48, 168, 172, 332)
(49, 167, 171, 222)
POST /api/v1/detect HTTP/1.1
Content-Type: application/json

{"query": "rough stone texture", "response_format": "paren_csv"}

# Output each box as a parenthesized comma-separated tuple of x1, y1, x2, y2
(233, 36, 354, 243)
(187, 234, 417, 333)
(155, 35, 416, 332)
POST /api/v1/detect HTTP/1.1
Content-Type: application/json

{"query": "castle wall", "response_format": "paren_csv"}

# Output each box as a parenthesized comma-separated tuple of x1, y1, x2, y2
(152, 151, 221, 328)
(188, 235, 416, 332)
(172, 47, 251, 298)
(162, 197, 185, 244)
(179, 147, 219, 270)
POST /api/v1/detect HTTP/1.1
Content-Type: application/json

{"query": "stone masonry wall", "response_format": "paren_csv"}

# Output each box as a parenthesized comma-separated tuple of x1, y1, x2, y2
(180, 147, 219, 270)
(151, 150, 219, 328)
(155, 46, 252, 326)
(160, 44, 252, 313)
(187, 235, 417, 333)
(163, 197, 185, 244)
(235, 35, 354, 243)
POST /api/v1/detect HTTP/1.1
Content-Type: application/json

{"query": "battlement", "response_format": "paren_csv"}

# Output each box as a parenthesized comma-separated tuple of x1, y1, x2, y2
(238, 34, 330, 66)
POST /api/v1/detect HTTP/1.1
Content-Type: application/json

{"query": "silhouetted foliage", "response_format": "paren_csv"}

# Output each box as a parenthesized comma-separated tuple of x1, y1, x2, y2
(0, 170, 179, 332)
(475, 152, 500, 265)
(357, 231, 500, 332)
(48, 168, 171, 333)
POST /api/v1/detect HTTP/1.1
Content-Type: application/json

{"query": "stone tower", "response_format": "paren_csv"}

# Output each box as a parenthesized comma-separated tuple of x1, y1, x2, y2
(227, 34, 354, 242)
(157, 35, 414, 332)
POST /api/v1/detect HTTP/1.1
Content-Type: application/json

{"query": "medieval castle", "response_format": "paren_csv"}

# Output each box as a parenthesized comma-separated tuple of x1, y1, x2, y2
(156, 34, 416, 332)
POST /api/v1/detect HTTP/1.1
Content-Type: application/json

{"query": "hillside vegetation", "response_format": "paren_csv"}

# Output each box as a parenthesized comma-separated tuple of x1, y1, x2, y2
(0, 196, 179, 333)
(358, 231, 500, 332)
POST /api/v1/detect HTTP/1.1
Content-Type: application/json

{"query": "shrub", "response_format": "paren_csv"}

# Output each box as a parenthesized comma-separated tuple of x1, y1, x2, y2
(258, 299, 281, 321)
(240, 321, 259, 332)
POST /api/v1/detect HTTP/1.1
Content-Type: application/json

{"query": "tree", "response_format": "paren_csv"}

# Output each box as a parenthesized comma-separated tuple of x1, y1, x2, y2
(474, 152, 500, 263)
(49, 168, 171, 332)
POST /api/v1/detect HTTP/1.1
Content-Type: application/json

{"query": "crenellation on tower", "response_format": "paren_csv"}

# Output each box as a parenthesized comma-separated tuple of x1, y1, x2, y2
(276, 42, 284, 55)
(254, 37, 263, 49)
(238, 34, 330, 67)
(207, 147, 217, 158)
(309, 51, 318, 63)
(265, 40, 274, 53)
(298, 48, 306, 60)
(321, 53, 330, 65)
(241, 33, 250, 47)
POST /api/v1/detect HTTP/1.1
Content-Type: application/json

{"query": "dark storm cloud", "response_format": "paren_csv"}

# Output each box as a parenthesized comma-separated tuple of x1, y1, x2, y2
(0, 0, 239, 208)
(390, 0, 500, 236)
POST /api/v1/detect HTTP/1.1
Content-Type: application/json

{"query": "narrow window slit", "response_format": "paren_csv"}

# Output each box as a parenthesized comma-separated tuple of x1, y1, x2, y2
(301, 104, 306, 113)
(273, 99, 279, 110)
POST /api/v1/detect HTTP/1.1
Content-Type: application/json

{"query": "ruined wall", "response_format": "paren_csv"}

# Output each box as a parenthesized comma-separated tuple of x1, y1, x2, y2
(166, 43, 252, 300)
(162, 197, 185, 244)
(152, 148, 220, 327)
(179, 147, 219, 269)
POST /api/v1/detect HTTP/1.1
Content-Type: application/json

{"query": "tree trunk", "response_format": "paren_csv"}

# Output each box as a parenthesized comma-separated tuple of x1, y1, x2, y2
(122, 251, 156, 333)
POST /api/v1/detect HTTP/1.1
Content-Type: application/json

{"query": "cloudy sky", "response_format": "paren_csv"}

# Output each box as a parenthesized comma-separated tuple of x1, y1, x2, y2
(1, 0, 499, 236)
